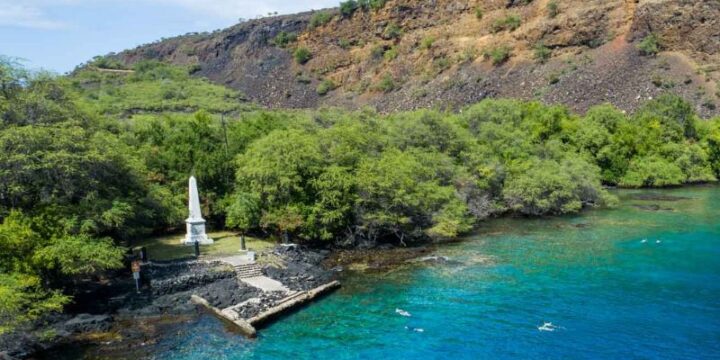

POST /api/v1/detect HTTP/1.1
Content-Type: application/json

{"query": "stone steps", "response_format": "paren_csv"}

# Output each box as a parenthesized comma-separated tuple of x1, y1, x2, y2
(235, 263, 263, 278)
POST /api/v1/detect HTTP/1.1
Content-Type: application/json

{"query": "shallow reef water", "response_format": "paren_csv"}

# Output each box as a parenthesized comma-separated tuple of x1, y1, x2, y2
(62, 186, 720, 359)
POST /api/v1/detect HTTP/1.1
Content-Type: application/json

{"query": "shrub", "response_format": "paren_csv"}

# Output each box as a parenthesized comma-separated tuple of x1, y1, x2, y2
(188, 64, 202, 74)
(371, 44, 387, 60)
(587, 38, 604, 49)
(534, 42, 551, 63)
(296, 74, 312, 84)
(309, 11, 332, 29)
(637, 33, 660, 56)
(90, 56, 125, 70)
(383, 22, 402, 40)
(375, 74, 395, 92)
(457, 47, 478, 63)
(358, 0, 386, 11)
(384, 47, 398, 61)
(547, 72, 560, 84)
(419, 36, 435, 50)
(475, 8, 484, 20)
(338, 38, 352, 49)
(272, 31, 297, 48)
(651, 74, 675, 89)
(316, 79, 337, 95)
(433, 57, 451, 73)
(180, 44, 196, 56)
(340, 0, 358, 17)
(547, 1, 559, 18)
(491, 14, 521, 33)
(483, 46, 511, 65)
(294, 47, 312, 64)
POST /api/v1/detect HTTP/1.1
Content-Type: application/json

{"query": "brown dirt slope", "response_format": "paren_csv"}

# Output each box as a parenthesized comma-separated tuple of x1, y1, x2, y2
(111, 0, 720, 117)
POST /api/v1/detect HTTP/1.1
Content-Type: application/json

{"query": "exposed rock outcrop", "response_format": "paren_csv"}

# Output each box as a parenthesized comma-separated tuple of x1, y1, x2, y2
(102, 0, 717, 117)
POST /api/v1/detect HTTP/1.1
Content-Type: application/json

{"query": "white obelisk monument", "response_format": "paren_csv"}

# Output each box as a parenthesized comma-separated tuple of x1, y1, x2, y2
(183, 176, 213, 245)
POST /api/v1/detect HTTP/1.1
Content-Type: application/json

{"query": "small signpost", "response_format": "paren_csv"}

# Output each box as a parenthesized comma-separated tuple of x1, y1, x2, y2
(131, 260, 141, 293)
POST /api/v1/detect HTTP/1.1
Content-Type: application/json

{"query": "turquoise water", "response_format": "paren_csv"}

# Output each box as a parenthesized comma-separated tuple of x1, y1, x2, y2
(95, 187, 720, 358)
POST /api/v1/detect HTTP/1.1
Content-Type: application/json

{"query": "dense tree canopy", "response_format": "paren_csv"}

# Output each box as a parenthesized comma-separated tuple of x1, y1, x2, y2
(1, 58, 718, 333)
(0, 59, 178, 333)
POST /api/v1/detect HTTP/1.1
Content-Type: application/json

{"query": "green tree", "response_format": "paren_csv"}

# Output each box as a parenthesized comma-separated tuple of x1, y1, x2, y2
(355, 149, 471, 244)
(32, 235, 124, 276)
(309, 12, 332, 29)
(358, 0, 386, 11)
(634, 94, 697, 142)
(307, 165, 357, 240)
(225, 192, 261, 237)
(0, 273, 68, 335)
(504, 157, 611, 215)
(620, 156, 684, 187)
(272, 31, 297, 48)
(233, 129, 324, 238)
(340, 0, 358, 17)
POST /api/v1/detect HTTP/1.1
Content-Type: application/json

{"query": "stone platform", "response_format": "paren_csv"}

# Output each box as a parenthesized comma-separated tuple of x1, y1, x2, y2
(194, 254, 340, 337)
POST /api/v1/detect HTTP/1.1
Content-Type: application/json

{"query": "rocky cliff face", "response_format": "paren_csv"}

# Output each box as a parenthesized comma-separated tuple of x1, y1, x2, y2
(112, 0, 720, 117)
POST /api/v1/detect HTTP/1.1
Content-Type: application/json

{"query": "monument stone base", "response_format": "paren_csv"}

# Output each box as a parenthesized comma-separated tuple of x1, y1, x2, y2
(183, 234, 214, 245)
(183, 219, 214, 245)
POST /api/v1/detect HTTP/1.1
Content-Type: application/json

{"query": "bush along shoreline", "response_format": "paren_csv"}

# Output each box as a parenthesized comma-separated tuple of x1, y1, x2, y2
(2, 59, 720, 346)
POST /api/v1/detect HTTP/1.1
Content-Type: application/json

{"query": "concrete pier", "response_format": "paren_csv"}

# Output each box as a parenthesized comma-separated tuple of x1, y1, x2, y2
(191, 280, 341, 337)
(190, 294, 257, 337)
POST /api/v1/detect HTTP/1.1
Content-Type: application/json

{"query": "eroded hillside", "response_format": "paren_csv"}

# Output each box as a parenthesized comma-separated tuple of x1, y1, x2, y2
(109, 0, 720, 116)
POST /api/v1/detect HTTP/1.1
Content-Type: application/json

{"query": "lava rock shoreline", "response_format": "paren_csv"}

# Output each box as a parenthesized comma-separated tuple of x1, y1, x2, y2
(0, 245, 337, 360)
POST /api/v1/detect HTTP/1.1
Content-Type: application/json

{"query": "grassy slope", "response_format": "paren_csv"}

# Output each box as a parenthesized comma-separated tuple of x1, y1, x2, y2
(70, 65, 253, 116)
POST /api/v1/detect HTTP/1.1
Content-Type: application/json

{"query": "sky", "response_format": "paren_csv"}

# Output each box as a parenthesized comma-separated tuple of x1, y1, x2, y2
(0, 0, 337, 73)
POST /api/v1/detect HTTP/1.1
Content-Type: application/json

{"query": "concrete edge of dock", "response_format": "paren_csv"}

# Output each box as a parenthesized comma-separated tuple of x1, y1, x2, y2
(190, 294, 258, 337)
(190, 280, 341, 338)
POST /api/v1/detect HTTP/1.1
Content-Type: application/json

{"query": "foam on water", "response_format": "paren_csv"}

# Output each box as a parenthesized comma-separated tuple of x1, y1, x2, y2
(395, 308, 412, 317)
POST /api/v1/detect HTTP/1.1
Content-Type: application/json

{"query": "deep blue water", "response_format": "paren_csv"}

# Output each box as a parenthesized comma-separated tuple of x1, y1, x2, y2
(82, 187, 720, 359)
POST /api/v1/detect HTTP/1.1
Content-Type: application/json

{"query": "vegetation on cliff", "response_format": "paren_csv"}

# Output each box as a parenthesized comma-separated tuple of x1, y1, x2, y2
(106, 0, 720, 116)
(1, 59, 720, 333)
